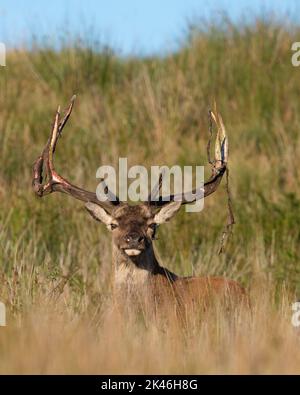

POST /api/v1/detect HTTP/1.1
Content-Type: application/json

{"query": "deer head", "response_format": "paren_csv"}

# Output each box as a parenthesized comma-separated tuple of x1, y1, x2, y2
(33, 96, 229, 270)
(85, 201, 181, 259)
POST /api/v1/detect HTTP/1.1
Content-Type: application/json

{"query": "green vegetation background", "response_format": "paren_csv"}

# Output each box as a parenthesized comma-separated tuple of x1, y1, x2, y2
(1, 18, 300, 315)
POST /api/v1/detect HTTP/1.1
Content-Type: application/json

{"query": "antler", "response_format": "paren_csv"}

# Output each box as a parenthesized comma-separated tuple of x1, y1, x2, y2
(32, 96, 120, 212)
(148, 110, 228, 206)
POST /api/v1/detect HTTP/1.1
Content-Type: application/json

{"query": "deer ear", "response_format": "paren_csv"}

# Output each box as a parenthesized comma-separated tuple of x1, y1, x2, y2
(154, 201, 182, 224)
(85, 202, 113, 226)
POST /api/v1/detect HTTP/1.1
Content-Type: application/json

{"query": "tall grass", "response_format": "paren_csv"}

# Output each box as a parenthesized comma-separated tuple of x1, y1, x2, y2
(1, 18, 300, 373)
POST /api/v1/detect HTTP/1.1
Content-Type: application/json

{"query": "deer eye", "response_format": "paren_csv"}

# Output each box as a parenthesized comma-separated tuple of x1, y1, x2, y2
(148, 223, 157, 231)
(110, 223, 118, 230)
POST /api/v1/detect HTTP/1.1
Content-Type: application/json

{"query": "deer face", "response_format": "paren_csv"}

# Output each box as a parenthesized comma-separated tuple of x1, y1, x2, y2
(85, 201, 181, 257)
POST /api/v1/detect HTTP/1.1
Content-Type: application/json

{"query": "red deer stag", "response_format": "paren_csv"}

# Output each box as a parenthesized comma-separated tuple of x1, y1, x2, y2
(33, 96, 246, 313)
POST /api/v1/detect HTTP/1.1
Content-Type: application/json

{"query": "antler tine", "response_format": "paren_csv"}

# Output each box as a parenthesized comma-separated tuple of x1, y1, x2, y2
(59, 95, 76, 131)
(47, 105, 60, 178)
(52, 94, 76, 154)
(210, 110, 228, 167)
(147, 170, 165, 203)
(199, 109, 227, 198)
(148, 109, 227, 207)
(32, 96, 120, 212)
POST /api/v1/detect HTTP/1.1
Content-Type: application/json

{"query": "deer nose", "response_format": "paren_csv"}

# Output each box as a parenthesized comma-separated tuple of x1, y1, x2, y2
(124, 232, 144, 244)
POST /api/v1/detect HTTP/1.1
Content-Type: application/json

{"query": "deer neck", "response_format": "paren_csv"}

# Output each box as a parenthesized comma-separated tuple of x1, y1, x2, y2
(112, 244, 159, 286)
(112, 243, 177, 292)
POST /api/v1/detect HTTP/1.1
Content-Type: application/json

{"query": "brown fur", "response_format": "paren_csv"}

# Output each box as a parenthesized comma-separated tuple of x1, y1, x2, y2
(86, 203, 248, 314)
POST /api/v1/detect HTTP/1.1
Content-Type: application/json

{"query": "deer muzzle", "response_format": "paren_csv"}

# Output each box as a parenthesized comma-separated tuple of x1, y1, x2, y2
(121, 232, 146, 256)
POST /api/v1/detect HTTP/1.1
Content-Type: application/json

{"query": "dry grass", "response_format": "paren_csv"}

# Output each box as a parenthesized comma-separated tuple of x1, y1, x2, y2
(0, 284, 299, 374)
(1, 17, 300, 373)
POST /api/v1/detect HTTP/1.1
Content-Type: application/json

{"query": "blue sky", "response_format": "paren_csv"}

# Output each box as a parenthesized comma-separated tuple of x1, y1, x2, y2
(0, 0, 299, 55)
